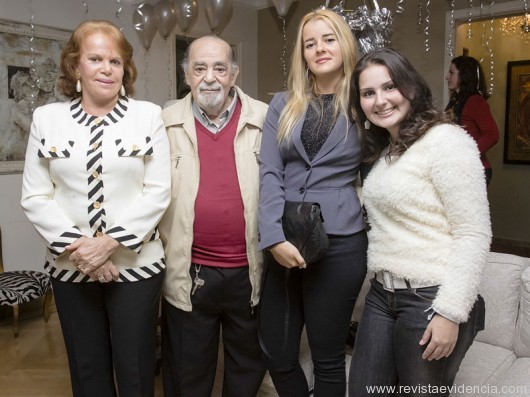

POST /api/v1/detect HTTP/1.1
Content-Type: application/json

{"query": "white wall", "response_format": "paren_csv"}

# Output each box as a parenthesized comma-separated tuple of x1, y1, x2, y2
(453, 17, 530, 244)
(0, 0, 259, 271)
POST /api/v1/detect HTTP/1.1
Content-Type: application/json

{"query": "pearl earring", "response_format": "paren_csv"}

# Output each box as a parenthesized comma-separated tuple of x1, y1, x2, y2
(364, 120, 371, 130)
(120, 85, 126, 96)
(76, 79, 82, 93)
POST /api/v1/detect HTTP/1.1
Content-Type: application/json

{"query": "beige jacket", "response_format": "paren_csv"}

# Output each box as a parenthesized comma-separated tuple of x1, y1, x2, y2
(159, 86, 268, 312)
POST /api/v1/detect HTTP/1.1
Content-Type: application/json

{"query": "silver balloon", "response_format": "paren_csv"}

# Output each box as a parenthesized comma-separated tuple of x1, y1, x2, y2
(133, 3, 157, 51)
(175, 0, 198, 33)
(272, 0, 295, 17)
(205, 0, 233, 34)
(154, 0, 177, 38)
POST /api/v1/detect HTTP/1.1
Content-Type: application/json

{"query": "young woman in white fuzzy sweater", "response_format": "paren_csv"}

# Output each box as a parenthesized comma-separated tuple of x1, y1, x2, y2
(348, 48, 492, 396)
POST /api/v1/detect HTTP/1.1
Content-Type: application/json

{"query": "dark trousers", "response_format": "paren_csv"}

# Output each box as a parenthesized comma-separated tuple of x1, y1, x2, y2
(348, 279, 484, 397)
(51, 272, 163, 397)
(161, 265, 265, 397)
(259, 231, 368, 397)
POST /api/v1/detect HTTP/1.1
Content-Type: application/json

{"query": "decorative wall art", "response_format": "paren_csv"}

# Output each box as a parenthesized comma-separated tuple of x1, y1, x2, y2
(0, 20, 70, 174)
(504, 59, 530, 164)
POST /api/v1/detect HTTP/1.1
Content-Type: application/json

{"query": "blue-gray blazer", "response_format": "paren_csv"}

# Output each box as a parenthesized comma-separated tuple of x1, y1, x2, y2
(258, 92, 365, 250)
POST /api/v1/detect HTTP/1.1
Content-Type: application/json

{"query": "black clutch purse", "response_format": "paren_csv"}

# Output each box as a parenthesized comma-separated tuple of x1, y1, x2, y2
(282, 201, 329, 264)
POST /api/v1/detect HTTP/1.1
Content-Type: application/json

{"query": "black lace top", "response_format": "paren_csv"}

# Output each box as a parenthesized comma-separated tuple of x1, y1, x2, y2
(301, 94, 336, 161)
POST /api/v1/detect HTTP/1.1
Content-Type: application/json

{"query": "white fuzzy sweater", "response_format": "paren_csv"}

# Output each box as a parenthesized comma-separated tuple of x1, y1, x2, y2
(363, 124, 492, 323)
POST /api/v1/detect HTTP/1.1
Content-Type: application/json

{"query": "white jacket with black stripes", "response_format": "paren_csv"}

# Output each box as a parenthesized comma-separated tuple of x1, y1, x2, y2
(21, 97, 171, 282)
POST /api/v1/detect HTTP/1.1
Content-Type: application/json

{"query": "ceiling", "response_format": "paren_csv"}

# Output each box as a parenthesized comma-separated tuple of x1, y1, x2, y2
(234, 0, 276, 10)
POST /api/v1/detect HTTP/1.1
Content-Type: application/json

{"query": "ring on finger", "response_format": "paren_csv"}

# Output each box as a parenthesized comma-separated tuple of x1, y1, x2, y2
(98, 275, 105, 282)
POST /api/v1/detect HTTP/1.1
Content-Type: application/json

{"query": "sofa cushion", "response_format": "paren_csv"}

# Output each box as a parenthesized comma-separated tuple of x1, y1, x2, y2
(494, 357, 530, 396)
(475, 253, 528, 350)
(452, 342, 516, 396)
(515, 266, 530, 357)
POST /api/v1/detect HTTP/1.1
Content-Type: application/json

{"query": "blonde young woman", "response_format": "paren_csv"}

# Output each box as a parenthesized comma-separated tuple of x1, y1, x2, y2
(258, 9, 367, 396)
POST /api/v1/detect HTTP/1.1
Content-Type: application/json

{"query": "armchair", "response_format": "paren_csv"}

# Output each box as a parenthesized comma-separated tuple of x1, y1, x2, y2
(0, 225, 52, 337)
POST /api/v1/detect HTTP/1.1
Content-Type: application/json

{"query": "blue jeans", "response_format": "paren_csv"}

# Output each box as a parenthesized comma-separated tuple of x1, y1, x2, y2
(348, 278, 485, 397)
(259, 231, 368, 397)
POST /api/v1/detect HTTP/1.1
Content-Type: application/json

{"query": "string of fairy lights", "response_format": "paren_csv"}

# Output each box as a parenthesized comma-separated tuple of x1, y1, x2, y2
(279, 16, 288, 91)
(447, 0, 456, 57)
(28, 0, 38, 111)
(115, 0, 124, 29)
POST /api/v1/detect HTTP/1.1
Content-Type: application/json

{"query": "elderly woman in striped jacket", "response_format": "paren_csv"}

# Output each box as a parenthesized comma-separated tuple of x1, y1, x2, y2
(21, 20, 170, 397)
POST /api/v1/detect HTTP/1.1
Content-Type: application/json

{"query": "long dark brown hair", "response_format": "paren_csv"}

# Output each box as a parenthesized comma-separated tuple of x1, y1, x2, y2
(351, 48, 448, 163)
(445, 56, 489, 124)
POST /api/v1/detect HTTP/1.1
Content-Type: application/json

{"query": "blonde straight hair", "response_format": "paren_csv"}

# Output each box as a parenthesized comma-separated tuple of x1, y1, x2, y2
(277, 9, 358, 144)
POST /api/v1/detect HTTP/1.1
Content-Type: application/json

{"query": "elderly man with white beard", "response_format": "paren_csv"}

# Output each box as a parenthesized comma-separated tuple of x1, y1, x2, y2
(159, 35, 269, 397)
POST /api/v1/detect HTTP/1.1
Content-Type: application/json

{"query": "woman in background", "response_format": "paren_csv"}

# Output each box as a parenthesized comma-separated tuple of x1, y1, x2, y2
(258, 9, 367, 396)
(445, 55, 499, 185)
(349, 48, 491, 396)
(21, 20, 170, 397)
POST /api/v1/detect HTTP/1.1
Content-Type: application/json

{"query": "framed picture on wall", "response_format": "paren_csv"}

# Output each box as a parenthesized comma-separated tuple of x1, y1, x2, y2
(175, 35, 193, 100)
(504, 60, 530, 164)
(0, 19, 70, 174)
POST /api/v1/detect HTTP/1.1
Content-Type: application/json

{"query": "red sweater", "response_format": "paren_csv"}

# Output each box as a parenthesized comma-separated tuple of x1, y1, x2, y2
(191, 100, 248, 268)
(460, 94, 499, 169)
